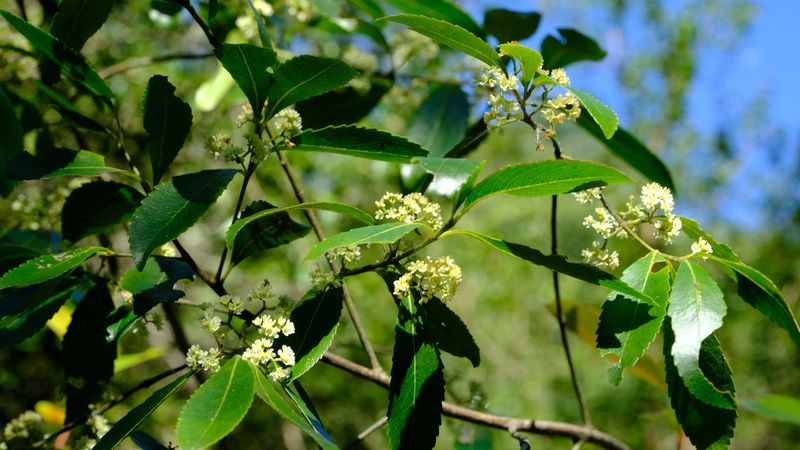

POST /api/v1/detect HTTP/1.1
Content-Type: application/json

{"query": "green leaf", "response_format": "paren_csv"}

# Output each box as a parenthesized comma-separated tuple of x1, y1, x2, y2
(295, 78, 393, 128)
(176, 357, 256, 450)
(287, 125, 428, 163)
(277, 286, 345, 381)
(597, 251, 669, 384)
(0, 244, 40, 274)
(216, 43, 277, 121)
(0, 247, 105, 290)
(0, 9, 114, 101)
(679, 217, 738, 261)
(144, 75, 193, 184)
(576, 114, 675, 192)
(664, 320, 736, 449)
(541, 28, 606, 69)
(63, 283, 117, 421)
(414, 157, 485, 205)
(384, 0, 482, 37)
(461, 160, 632, 213)
(95, 371, 192, 450)
(37, 80, 106, 132)
(445, 119, 488, 158)
(741, 395, 800, 425)
(121, 256, 194, 315)
(667, 261, 735, 410)
(565, 86, 618, 139)
(378, 15, 499, 67)
(42, 0, 112, 82)
(6, 148, 132, 180)
(129, 169, 237, 270)
(265, 55, 358, 119)
(231, 201, 311, 266)
(348, 0, 384, 20)
(498, 43, 542, 83)
(305, 223, 423, 261)
(0, 278, 76, 345)
(0, 87, 24, 197)
(130, 431, 170, 450)
(419, 298, 480, 367)
(61, 181, 144, 242)
(227, 201, 375, 250)
(407, 85, 468, 157)
(243, 0, 272, 48)
(484, 9, 541, 44)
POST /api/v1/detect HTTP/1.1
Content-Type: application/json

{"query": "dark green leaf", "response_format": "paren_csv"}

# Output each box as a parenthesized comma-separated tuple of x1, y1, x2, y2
(287, 125, 428, 163)
(61, 181, 144, 242)
(445, 119, 488, 158)
(265, 55, 358, 119)
(243, 0, 272, 49)
(6, 148, 133, 180)
(176, 357, 256, 449)
(231, 201, 311, 266)
(129, 169, 237, 270)
(295, 78, 392, 128)
(378, 15, 499, 67)
(667, 261, 735, 410)
(143, 75, 193, 184)
(216, 43, 277, 121)
(95, 371, 193, 450)
(384, 0, 482, 37)
(498, 43, 542, 83)
(461, 160, 632, 213)
(0, 244, 40, 274)
(484, 9, 540, 44)
(406, 85, 468, 157)
(664, 319, 736, 449)
(0, 9, 114, 101)
(419, 298, 480, 367)
(0, 278, 76, 345)
(741, 395, 800, 425)
(130, 431, 170, 450)
(679, 217, 738, 261)
(63, 283, 117, 421)
(577, 113, 675, 192)
(42, 0, 112, 82)
(0, 247, 105, 289)
(305, 223, 423, 261)
(0, 87, 24, 196)
(565, 86, 618, 139)
(541, 28, 606, 69)
(121, 256, 194, 315)
(106, 307, 137, 343)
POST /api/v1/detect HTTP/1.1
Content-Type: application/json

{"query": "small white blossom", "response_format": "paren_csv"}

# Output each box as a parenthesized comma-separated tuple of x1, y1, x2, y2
(248, 280, 279, 307)
(572, 188, 602, 204)
(253, 0, 273, 16)
(73, 436, 98, 450)
(548, 68, 570, 85)
(185, 345, 221, 373)
(374, 192, 444, 231)
(389, 29, 438, 66)
(310, 266, 339, 289)
(236, 102, 254, 127)
(201, 311, 222, 333)
(269, 366, 291, 381)
(330, 245, 361, 263)
(270, 107, 303, 139)
(3, 411, 41, 441)
(220, 295, 245, 314)
(653, 214, 682, 243)
(691, 238, 713, 256)
(542, 92, 581, 126)
(640, 183, 675, 214)
(277, 345, 296, 366)
(478, 65, 519, 92)
(582, 207, 621, 239)
(581, 241, 620, 270)
(242, 338, 276, 365)
(88, 415, 110, 437)
(393, 256, 462, 303)
(285, 0, 315, 22)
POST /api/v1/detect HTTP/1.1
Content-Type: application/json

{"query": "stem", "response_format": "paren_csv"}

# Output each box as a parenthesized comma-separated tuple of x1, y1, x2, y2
(100, 52, 215, 79)
(173, 239, 227, 296)
(175, 0, 219, 48)
(216, 163, 254, 282)
(15, 0, 26, 21)
(344, 416, 388, 449)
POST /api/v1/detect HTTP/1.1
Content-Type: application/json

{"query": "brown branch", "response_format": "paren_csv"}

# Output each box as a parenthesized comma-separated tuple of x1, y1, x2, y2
(321, 352, 629, 450)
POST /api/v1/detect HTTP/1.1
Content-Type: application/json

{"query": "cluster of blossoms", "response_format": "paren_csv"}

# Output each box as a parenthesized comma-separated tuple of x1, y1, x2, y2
(542, 92, 581, 126)
(580, 241, 620, 270)
(342, 45, 380, 93)
(2, 411, 41, 443)
(242, 312, 296, 381)
(636, 183, 683, 242)
(310, 266, 340, 289)
(374, 192, 444, 231)
(269, 107, 303, 140)
(285, 0, 315, 22)
(206, 130, 270, 163)
(186, 345, 222, 373)
(478, 65, 523, 130)
(329, 244, 361, 263)
(389, 29, 438, 68)
(691, 237, 713, 258)
(393, 256, 463, 303)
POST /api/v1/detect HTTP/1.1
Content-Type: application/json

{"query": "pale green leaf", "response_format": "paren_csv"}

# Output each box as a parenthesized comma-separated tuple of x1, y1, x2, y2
(565, 86, 618, 139)
(741, 395, 800, 425)
(305, 223, 423, 261)
(0, 247, 105, 289)
(216, 43, 277, 121)
(499, 43, 542, 83)
(384, 0, 482, 37)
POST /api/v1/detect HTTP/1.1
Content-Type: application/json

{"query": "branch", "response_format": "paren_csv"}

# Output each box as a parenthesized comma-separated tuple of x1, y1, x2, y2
(99, 52, 214, 79)
(175, 0, 219, 48)
(322, 352, 629, 450)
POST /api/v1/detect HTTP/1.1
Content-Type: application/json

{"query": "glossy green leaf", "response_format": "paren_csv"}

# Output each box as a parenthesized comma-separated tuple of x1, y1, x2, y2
(379, 15, 499, 67)
(741, 395, 800, 425)
(216, 43, 277, 121)
(541, 28, 606, 69)
(0, 87, 24, 196)
(484, 9, 540, 44)
(121, 256, 194, 315)
(6, 148, 132, 180)
(63, 283, 117, 421)
(576, 114, 675, 192)
(667, 261, 735, 410)
(679, 217, 738, 261)
(0, 9, 114, 101)
(231, 201, 311, 266)
(664, 320, 736, 449)
(176, 357, 256, 450)
(305, 223, 423, 261)
(0, 247, 105, 289)
(95, 371, 193, 450)
(597, 251, 669, 384)
(461, 160, 632, 213)
(129, 431, 170, 450)
(295, 78, 392, 128)
(244, 0, 272, 48)
(227, 201, 375, 250)
(61, 181, 144, 242)
(384, 0, 482, 37)
(265, 55, 358, 119)
(42, 0, 112, 82)
(129, 169, 237, 270)
(414, 157, 485, 204)
(445, 119, 488, 158)
(287, 125, 428, 163)
(144, 75, 193, 183)
(407, 85, 469, 157)
(565, 86, 618, 139)
(498, 43, 542, 83)
(419, 298, 480, 367)
(0, 278, 76, 345)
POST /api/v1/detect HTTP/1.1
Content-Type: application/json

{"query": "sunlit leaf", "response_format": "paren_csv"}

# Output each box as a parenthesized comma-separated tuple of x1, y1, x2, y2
(0, 247, 105, 289)
(305, 223, 424, 261)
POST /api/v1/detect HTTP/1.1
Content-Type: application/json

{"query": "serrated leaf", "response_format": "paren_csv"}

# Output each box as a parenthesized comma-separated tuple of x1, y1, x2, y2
(0, 278, 77, 345)
(295, 78, 392, 128)
(414, 157, 485, 204)
(741, 395, 800, 425)
(407, 85, 469, 157)
(61, 181, 144, 242)
(42, 0, 112, 82)
(121, 256, 194, 315)
(597, 251, 669, 384)
(176, 357, 256, 450)
(577, 114, 674, 192)
(461, 160, 632, 213)
(0, 87, 24, 196)
(6, 148, 132, 180)
(664, 319, 736, 449)
(565, 87, 618, 139)
(144, 75, 193, 183)
(384, 0, 482, 37)
(226, 201, 375, 250)
(0, 247, 105, 289)
(216, 43, 277, 121)
(95, 371, 193, 450)
(63, 283, 116, 421)
(231, 201, 310, 266)
(287, 125, 428, 163)
(419, 298, 480, 367)
(541, 28, 606, 69)
(484, 9, 540, 44)
(498, 43, 542, 83)
(129, 169, 237, 270)
(305, 223, 423, 261)
(679, 217, 738, 261)
(667, 261, 735, 410)
(276, 286, 344, 381)
(0, 9, 114, 101)
(283, 385, 337, 446)
(379, 15, 499, 67)
(265, 55, 358, 119)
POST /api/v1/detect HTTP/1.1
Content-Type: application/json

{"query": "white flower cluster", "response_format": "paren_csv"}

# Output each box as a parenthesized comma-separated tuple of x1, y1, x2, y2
(542, 92, 581, 126)
(329, 244, 361, 263)
(638, 183, 682, 242)
(270, 107, 303, 140)
(220, 294, 245, 315)
(2, 411, 41, 441)
(374, 192, 444, 231)
(310, 266, 339, 289)
(393, 256, 462, 303)
(691, 238, 713, 258)
(206, 133, 244, 162)
(186, 345, 222, 373)
(583, 207, 625, 239)
(242, 313, 296, 381)
(581, 241, 620, 270)
(237, 103, 254, 127)
(88, 415, 110, 438)
(478, 64, 523, 130)
(201, 311, 222, 333)
(389, 29, 438, 67)
(548, 68, 570, 85)
(285, 0, 315, 22)
(572, 187, 602, 204)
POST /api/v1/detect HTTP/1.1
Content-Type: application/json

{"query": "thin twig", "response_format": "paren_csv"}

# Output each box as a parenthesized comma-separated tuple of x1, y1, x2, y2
(322, 352, 629, 450)
(175, 0, 219, 48)
(215, 163, 254, 282)
(173, 239, 227, 296)
(99, 52, 214, 78)
(344, 416, 388, 449)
